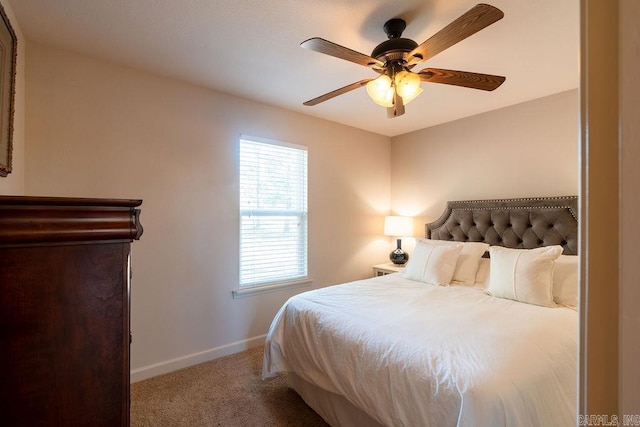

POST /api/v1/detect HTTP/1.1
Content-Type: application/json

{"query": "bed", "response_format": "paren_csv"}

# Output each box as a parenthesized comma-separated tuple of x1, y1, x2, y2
(263, 196, 579, 427)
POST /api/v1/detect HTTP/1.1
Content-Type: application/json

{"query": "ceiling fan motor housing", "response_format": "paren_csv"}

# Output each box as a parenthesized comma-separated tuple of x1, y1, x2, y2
(371, 19, 418, 65)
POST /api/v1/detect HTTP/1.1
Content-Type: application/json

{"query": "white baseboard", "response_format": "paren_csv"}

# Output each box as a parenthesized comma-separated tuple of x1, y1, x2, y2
(130, 334, 267, 383)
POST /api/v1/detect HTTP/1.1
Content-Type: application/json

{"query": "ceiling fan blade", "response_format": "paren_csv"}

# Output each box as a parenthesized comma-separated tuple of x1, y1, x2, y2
(418, 68, 505, 91)
(301, 38, 384, 69)
(387, 92, 405, 118)
(407, 4, 504, 66)
(303, 79, 372, 106)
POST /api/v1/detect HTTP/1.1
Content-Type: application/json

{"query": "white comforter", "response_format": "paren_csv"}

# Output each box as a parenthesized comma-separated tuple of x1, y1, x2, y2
(263, 273, 577, 427)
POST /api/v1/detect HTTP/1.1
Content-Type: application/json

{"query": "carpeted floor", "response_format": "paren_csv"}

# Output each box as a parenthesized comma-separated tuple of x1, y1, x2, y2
(131, 346, 329, 426)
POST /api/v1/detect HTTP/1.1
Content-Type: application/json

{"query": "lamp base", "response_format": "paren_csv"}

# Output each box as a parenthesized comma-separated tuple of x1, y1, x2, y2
(389, 238, 408, 265)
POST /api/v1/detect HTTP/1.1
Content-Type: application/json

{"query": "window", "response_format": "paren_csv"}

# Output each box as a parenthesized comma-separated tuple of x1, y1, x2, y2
(238, 135, 308, 292)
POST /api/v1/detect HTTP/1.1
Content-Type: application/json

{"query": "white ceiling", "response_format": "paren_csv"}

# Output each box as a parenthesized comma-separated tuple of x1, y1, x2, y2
(11, 0, 579, 137)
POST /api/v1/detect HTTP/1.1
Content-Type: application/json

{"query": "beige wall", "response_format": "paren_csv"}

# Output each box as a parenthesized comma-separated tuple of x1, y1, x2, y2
(25, 41, 391, 379)
(389, 90, 579, 229)
(0, 0, 25, 194)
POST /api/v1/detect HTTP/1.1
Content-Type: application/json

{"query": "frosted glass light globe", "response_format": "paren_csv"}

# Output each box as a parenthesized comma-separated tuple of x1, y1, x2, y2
(366, 75, 394, 107)
(395, 71, 422, 103)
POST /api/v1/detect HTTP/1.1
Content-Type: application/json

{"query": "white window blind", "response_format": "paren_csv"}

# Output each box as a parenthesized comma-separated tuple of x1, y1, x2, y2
(239, 136, 308, 288)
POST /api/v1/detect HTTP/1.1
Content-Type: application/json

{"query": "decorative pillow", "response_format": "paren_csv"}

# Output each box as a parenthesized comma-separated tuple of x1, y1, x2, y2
(452, 241, 490, 285)
(415, 239, 489, 286)
(402, 239, 463, 286)
(488, 245, 563, 307)
(474, 258, 491, 290)
(553, 255, 579, 308)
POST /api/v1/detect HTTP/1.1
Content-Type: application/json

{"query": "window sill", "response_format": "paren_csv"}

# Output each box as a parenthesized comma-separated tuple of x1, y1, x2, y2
(232, 278, 312, 299)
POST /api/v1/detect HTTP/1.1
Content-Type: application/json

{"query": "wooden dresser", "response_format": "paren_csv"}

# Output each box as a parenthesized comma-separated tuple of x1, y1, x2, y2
(0, 196, 143, 426)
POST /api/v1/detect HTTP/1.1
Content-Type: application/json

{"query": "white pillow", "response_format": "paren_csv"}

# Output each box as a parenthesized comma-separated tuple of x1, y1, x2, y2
(488, 245, 563, 307)
(416, 239, 489, 286)
(553, 255, 579, 308)
(402, 239, 463, 286)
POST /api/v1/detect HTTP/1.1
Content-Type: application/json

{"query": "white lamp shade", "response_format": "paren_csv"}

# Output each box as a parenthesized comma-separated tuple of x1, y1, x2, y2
(384, 215, 413, 237)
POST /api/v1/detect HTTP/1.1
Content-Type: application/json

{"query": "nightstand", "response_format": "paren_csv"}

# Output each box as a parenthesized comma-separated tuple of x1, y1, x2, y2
(373, 262, 405, 276)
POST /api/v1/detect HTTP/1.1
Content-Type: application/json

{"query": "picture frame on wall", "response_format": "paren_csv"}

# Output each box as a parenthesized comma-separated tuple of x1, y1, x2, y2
(0, 3, 16, 177)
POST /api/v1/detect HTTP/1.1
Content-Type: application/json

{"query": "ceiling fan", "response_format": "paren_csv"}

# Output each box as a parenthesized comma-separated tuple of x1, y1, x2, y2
(301, 3, 506, 118)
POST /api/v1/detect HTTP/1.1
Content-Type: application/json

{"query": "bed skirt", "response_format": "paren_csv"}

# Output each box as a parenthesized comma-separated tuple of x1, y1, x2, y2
(288, 372, 385, 427)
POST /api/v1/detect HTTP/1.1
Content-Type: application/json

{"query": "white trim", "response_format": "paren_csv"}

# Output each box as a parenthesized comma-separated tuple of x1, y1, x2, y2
(240, 134, 307, 152)
(232, 278, 312, 299)
(130, 334, 266, 383)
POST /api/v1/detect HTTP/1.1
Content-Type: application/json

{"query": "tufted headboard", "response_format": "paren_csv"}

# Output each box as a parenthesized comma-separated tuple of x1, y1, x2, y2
(426, 196, 578, 255)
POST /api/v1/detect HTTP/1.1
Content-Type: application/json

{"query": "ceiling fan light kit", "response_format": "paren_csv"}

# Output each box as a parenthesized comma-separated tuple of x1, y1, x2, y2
(366, 72, 422, 108)
(394, 71, 422, 100)
(366, 75, 394, 107)
(301, 3, 506, 118)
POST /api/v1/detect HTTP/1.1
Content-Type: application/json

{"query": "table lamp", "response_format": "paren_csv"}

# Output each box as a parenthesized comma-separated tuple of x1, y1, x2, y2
(384, 215, 413, 265)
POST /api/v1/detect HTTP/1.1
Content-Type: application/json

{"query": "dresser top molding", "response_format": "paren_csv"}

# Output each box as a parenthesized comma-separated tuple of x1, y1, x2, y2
(0, 196, 143, 245)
